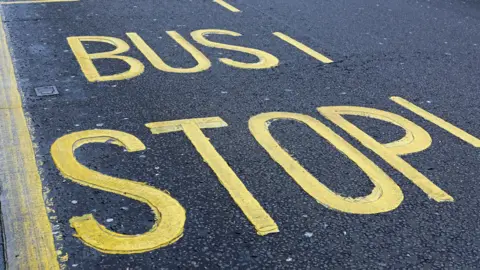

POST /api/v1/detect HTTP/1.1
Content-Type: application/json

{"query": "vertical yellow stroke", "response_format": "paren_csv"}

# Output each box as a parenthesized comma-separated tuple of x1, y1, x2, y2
(146, 117, 279, 235)
(273, 32, 333, 64)
(213, 0, 241, 12)
(391, 96, 480, 147)
(0, 10, 59, 270)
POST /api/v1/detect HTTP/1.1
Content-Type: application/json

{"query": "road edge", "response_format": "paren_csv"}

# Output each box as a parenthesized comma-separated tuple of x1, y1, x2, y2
(0, 7, 59, 269)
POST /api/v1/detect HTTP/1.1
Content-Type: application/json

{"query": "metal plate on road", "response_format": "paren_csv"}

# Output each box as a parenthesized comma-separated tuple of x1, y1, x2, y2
(0, 0, 479, 269)
(35, 85, 59, 96)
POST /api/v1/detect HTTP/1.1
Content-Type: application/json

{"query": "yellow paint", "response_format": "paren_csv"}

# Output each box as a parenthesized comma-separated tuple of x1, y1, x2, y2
(50, 130, 186, 254)
(318, 106, 454, 202)
(0, 13, 59, 269)
(0, 0, 77, 4)
(391, 96, 480, 147)
(147, 117, 279, 235)
(127, 32, 211, 73)
(249, 112, 403, 214)
(213, 0, 241, 12)
(191, 29, 279, 69)
(273, 32, 333, 64)
(67, 36, 144, 82)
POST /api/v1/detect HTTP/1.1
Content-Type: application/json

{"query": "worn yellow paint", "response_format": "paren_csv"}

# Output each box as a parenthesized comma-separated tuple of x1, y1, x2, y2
(213, 0, 241, 12)
(127, 32, 211, 73)
(191, 29, 279, 69)
(0, 12, 59, 269)
(249, 112, 403, 214)
(318, 106, 454, 202)
(67, 36, 145, 82)
(391, 96, 480, 147)
(51, 130, 186, 254)
(0, 0, 77, 4)
(273, 32, 333, 64)
(147, 117, 279, 235)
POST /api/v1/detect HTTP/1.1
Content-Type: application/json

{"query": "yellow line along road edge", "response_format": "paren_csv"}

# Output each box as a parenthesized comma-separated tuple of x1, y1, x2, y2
(0, 8, 59, 270)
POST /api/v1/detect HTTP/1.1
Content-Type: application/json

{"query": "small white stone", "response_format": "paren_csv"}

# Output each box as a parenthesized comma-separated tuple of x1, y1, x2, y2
(304, 232, 313, 237)
(286, 257, 293, 262)
(221, 91, 228, 94)
(426, 100, 432, 104)
(106, 218, 114, 223)
(71, 200, 78, 204)
(96, 123, 104, 127)
(155, 167, 160, 170)
(121, 207, 129, 211)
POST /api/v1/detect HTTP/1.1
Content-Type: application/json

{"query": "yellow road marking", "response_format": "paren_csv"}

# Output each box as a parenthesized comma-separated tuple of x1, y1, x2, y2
(249, 112, 403, 214)
(127, 31, 211, 73)
(51, 130, 186, 254)
(147, 117, 279, 236)
(318, 106, 454, 202)
(391, 96, 480, 147)
(67, 36, 145, 82)
(0, 9, 59, 269)
(191, 29, 279, 69)
(0, 0, 78, 4)
(273, 32, 333, 64)
(213, 0, 240, 12)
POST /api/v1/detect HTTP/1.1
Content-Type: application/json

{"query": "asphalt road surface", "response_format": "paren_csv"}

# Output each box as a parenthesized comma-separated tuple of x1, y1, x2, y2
(0, 0, 479, 269)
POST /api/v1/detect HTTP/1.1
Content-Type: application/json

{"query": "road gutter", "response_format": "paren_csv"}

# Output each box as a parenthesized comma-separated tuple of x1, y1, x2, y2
(0, 7, 59, 269)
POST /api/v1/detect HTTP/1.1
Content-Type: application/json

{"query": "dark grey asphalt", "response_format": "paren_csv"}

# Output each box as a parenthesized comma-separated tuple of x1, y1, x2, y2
(2, 0, 480, 268)
(0, 218, 4, 269)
